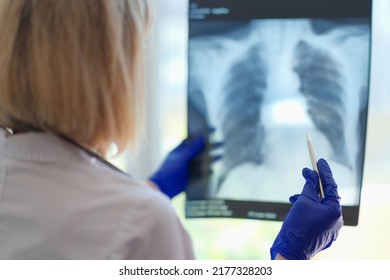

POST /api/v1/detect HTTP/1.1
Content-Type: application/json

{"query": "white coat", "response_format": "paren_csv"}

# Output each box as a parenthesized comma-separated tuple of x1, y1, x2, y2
(0, 129, 195, 259)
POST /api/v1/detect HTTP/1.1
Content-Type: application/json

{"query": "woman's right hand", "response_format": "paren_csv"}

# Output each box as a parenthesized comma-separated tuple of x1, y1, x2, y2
(270, 158, 343, 260)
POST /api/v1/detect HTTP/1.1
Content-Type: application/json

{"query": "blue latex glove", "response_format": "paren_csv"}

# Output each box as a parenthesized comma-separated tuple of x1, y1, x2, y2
(149, 136, 205, 199)
(270, 158, 343, 260)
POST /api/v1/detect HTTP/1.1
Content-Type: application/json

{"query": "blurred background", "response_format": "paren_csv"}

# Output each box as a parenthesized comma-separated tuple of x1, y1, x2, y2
(112, 0, 390, 259)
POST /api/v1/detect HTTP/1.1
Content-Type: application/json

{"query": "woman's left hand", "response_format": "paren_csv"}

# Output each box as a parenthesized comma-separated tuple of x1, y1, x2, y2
(149, 136, 205, 199)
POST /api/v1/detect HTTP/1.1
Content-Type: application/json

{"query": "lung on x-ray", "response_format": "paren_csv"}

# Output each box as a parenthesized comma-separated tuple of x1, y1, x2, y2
(186, 0, 372, 226)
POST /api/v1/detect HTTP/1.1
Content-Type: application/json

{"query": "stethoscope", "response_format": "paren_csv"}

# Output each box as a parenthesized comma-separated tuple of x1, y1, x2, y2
(0, 124, 133, 179)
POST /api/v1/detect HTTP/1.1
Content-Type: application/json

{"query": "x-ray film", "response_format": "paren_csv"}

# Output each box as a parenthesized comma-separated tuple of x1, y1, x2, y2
(186, 0, 372, 226)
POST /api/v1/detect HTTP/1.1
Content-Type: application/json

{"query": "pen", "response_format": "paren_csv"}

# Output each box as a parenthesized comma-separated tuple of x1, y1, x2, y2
(306, 133, 325, 200)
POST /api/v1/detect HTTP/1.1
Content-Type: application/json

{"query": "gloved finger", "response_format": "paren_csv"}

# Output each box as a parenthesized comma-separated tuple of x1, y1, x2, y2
(302, 168, 318, 185)
(209, 141, 224, 150)
(289, 194, 300, 204)
(317, 158, 340, 201)
(181, 136, 205, 159)
(211, 154, 223, 163)
(301, 168, 320, 201)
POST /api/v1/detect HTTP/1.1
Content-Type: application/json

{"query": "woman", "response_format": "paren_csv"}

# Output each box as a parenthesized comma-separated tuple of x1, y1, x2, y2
(0, 0, 342, 260)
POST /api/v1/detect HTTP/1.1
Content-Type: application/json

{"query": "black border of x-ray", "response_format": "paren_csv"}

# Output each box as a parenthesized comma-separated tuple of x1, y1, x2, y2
(185, 0, 373, 226)
(186, 200, 359, 226)
(189, 0, 372, 20)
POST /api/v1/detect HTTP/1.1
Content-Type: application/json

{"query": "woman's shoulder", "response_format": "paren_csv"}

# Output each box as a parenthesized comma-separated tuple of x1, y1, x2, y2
(83, 162, 195, 259)
(59, 152, 195, 259)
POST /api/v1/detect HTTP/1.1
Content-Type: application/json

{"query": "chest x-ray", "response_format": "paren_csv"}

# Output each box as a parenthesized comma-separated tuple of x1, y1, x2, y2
(186, 1, 372, 226)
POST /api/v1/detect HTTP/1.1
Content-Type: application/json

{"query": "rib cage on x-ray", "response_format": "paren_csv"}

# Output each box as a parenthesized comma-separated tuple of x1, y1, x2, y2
(293, 41, 350, 168)
(219, 45, 266, 186)
(188, 19, 369, 202)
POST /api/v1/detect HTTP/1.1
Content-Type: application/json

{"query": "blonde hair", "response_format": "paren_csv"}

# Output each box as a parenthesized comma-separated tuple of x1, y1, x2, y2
(0, 0, 150, 155)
